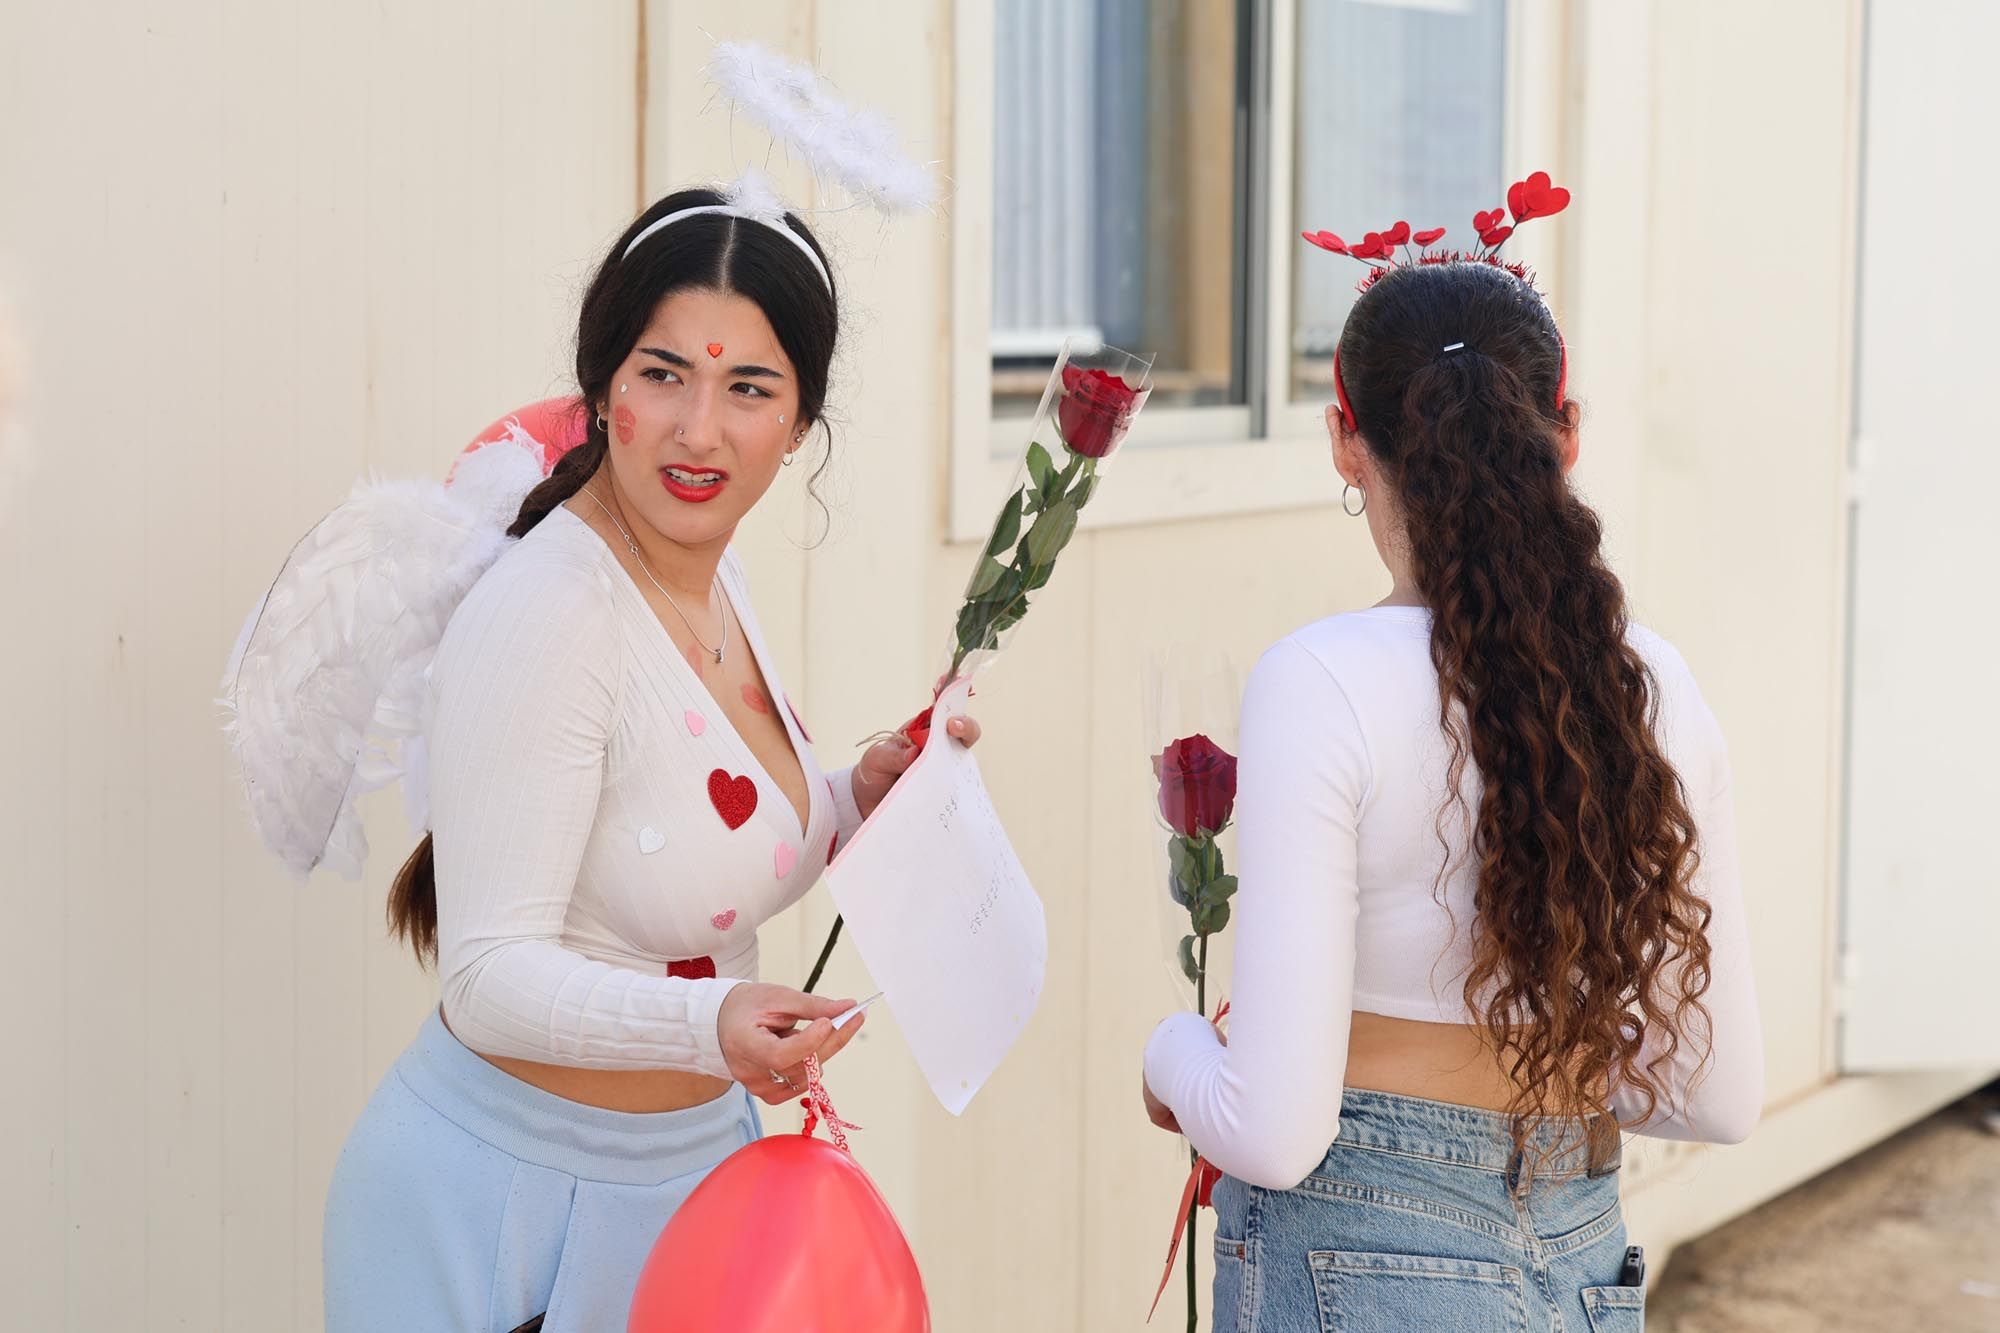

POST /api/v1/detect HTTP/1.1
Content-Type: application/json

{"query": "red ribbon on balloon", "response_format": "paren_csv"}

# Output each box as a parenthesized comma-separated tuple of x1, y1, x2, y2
(799, 1053, 861, 1151)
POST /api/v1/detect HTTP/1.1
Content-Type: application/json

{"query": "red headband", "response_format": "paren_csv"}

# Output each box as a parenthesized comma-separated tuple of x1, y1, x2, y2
(1332, 329, 1567, 433)
(1308, 171, 1572, 432)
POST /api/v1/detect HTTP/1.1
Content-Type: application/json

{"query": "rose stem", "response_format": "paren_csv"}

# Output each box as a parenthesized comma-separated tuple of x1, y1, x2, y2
(803, 913, 843, 993)
(1187, 932, 1208, 1331)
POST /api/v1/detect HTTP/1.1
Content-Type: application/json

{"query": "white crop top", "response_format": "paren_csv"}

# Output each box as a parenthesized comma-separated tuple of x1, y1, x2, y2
(1144, 607, 1763, 1188)
(426, 506, 866, 1079)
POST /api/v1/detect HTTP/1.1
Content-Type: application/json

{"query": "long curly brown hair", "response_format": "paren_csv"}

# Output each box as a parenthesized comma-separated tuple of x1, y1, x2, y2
(1339, 263, 1714, 1173)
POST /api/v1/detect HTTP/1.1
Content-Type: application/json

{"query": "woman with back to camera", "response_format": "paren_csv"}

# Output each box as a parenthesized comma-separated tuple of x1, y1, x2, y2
(1141, 181, 1762, 1331)
(318, 182, 980, 1332)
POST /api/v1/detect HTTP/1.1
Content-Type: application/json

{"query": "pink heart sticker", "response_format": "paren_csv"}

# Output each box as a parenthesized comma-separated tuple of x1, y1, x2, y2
(711, 909, 737, 931)
(684, 709, 707, 737)
(773, 842, 798, 879)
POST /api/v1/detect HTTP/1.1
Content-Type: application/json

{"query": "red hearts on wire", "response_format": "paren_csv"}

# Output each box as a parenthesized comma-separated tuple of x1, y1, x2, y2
(1382, 220, 1412, 246)
(1480, 225, 1515, 248)
(1508, 171, 1571, 223)
(1475, 207, 1506, 234)
(708, 769, 759, 830)
(1413, 227, 1447, 247)
(1351, 232, 1391, 260)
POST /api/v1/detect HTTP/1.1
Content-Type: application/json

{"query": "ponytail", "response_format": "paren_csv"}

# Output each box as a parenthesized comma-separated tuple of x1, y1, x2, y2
(1340, 262, 1713, 1175)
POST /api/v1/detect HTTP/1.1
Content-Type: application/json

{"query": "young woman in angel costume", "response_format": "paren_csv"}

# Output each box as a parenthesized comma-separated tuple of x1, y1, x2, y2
(222, 45, 972, 1333)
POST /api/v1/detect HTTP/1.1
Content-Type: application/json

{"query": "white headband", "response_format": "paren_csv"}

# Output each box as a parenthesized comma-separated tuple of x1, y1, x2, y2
(621, 203, 833, 291)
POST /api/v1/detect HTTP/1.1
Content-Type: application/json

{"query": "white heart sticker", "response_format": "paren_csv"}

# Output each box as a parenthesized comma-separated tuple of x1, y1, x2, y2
(637, 826, 666, 855)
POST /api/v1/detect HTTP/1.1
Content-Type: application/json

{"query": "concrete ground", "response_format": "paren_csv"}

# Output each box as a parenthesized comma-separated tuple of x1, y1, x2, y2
(1650, 1087, 2000, 1332)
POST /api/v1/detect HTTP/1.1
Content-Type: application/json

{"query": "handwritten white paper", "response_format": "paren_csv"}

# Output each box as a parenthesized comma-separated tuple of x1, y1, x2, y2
(823, 678, 1047, 1115)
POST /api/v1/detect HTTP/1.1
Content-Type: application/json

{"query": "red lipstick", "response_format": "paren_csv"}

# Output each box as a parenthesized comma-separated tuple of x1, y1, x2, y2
(660, 465, 729, 504)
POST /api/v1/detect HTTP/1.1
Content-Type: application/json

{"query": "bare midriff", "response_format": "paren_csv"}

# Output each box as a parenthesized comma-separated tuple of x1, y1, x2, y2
(1343, 1011, 1532, 1112)
(474, 1053, 734, 1113)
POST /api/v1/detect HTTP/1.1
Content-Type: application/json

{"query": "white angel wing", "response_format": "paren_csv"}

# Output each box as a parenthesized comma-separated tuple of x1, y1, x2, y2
(218, 433, 546, 881)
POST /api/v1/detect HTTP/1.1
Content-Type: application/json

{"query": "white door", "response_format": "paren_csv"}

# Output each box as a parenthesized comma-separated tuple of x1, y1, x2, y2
(1838, 0, 2000, 1069)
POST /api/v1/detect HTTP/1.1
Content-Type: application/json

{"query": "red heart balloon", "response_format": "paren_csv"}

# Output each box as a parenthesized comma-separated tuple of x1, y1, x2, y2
(628, 1135, 929, 1332)
(708, 769, 759, 830)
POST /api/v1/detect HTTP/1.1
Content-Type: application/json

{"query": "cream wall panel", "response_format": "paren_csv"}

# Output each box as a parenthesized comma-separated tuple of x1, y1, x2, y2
(0, 0, 636, 1326)
(1634, 0, 1857, 1106)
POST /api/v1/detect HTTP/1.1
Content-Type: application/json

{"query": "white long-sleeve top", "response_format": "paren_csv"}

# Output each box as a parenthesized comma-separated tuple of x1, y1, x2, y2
(425, 506, 865, 1079)
(1144, 607, 1763, 1188)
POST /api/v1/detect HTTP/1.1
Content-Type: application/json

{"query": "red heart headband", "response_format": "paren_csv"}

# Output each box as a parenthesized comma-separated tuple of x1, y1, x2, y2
(1332, 328, 1567, 434)
(1306, 171, 1571, 431)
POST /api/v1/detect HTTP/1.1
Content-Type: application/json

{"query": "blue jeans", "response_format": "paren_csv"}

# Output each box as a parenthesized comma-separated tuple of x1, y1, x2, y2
(1210, 1089, 1644, 1332)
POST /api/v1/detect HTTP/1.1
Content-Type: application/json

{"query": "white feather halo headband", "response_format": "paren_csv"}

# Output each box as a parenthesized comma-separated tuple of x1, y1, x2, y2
(621, 41, 938, 283)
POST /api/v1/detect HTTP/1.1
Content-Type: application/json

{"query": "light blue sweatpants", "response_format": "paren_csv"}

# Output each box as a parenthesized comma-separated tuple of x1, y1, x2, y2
(324, 1009, 762, 1333)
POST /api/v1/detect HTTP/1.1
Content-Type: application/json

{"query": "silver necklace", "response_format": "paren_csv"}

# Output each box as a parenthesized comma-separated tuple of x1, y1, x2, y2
(581, 486, 729, 665)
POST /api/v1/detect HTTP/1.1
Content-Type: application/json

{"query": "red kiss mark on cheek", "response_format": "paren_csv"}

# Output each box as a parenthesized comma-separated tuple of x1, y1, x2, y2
(612, 404, 637, 445)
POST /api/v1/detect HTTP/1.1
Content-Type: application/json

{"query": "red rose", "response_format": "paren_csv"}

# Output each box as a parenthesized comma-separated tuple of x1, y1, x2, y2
(1057, 364, 1145, 459)
(1152, 734, 1238, 839)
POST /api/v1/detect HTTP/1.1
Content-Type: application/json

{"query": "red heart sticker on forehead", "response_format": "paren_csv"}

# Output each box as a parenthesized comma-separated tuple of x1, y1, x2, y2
(706, 342, 723, 358)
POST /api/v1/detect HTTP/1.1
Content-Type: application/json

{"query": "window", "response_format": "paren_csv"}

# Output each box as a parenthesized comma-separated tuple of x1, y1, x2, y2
(990, 0, 1249, 416)
(953, 0, 1550, 538)
(1290, 0, 1511, 401)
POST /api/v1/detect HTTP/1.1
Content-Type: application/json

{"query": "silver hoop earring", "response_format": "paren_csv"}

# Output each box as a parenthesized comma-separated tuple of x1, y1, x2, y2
(781, 449, 796, 467)
(595, 411, 608, 432)
(1342, 482, 1367, 517)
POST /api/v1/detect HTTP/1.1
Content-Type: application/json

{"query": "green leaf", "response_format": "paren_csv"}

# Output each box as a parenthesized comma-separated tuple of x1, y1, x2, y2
(1178, 934, 1202, 986)
(1191, 899, 1232, 936)
(1208, 873, 1238, 902)
(966, 557, 1007, 599)
(1070, 474, 1100, 510)
(1022, 498, 1078, 568)
(1169, 839, 1203, 903)
(955, 600, 997, 653)
(1025, 442, 1054, 494)
(986, 490, 1025, 558)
